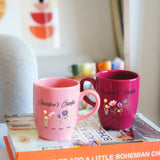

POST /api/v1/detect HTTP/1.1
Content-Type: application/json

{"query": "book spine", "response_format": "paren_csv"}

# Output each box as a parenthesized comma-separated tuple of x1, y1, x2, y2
(15, 141, 160, 160)
(3, 136, 14, 160)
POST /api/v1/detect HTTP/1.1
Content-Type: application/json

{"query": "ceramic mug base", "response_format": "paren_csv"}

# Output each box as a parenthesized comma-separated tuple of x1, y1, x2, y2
(99, 115, 135, 130)
(38, 130, 73, 141)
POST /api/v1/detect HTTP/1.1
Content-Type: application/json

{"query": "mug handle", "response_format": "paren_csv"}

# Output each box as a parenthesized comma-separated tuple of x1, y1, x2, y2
(80, 77, 96, 107)
(77, 89, 100, 122)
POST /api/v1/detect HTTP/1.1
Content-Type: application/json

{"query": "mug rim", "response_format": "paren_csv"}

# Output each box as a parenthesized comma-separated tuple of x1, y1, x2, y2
(97, 70, 140, 81)
(34, 77, 79, 89)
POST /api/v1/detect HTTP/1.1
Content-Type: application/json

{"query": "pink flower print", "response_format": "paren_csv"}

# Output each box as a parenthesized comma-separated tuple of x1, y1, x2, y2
(48, 112, 56, 125)
(109, 100, 117, 106)
(49, 112, 55, 118)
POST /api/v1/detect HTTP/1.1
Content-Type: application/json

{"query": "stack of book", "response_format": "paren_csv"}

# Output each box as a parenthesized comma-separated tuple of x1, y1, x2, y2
(4, 110, 160, 160)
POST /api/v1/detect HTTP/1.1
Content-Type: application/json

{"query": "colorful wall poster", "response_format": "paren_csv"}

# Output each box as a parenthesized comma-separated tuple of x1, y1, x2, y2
(20, 0, 61, 48)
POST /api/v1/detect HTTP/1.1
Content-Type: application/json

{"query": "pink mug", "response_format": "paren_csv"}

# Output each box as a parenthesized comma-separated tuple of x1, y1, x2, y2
(80, 70, 140, 130)
(33, 77, 100, 140)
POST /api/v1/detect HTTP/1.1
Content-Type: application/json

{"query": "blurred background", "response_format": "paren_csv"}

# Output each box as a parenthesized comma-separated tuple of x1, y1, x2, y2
(0, 0, 160, 126)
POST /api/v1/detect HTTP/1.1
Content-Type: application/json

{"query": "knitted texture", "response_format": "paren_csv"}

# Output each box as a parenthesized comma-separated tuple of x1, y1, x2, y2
(0, 35, 38, 122)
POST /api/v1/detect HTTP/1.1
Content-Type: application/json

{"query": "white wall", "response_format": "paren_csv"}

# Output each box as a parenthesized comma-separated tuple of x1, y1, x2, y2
(0, 0, 116, 60)
(0, 0, 22, 36)
(130, 0, 160, 126)
(0, 0, 116, 77)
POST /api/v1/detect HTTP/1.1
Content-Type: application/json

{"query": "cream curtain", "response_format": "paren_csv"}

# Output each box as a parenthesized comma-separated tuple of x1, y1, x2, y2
(110, 0, 124, 60)
(110, 0, 129, 69)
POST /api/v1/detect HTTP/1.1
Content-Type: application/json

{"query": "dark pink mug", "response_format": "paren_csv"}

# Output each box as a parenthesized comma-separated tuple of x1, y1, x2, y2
(80, 70, 140, 130)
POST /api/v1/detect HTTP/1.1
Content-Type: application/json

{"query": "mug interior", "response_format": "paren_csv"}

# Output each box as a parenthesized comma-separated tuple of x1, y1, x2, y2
(97, 70, 139, 80)
(35, 78, 79, 88)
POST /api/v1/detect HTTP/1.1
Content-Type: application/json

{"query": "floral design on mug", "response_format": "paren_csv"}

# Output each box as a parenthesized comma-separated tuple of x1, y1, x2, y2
(43, 110, 50, 127)
(56, 110, 69, 124)
(104, 98, 129, 115)
(109, 100, 117, 106)
(43, 109, 69, 127)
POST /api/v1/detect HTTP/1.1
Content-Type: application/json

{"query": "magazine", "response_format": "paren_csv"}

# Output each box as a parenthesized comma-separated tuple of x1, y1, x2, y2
(4, 110, 160, 159)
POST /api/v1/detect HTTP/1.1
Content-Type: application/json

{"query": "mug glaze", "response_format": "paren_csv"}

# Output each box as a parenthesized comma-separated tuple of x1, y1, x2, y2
(80, 70, 140, 130)
(33, 77, 100, 140)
